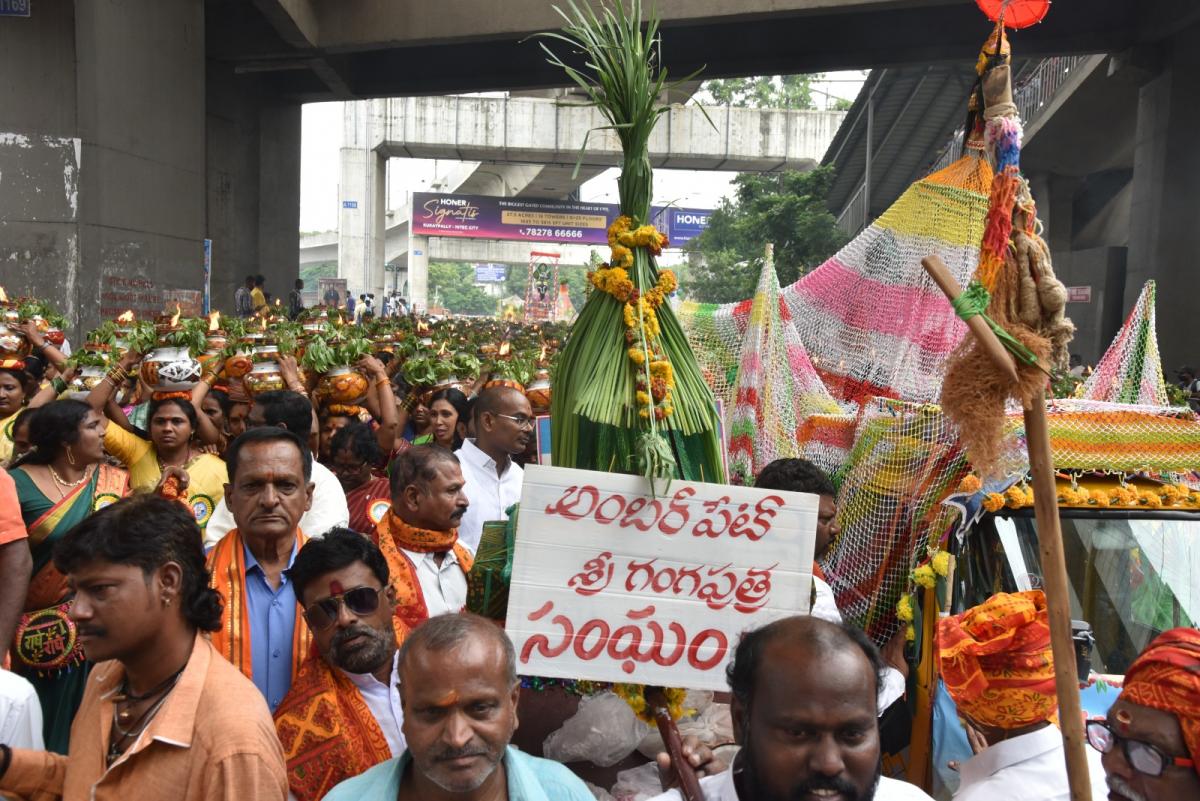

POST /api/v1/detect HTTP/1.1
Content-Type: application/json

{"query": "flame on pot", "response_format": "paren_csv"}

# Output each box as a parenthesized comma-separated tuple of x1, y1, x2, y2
(498, 341, 512, 357)
(117, 310, 135, 323)
(208, 311, 220, 332)
(275, 297, 282, 307)
(170, 304, 181, 328)
(438, 341, 448, 356)
(538, 344, 548, 363)
(416, 321, 430, 334)
(0, 287, 7, 304)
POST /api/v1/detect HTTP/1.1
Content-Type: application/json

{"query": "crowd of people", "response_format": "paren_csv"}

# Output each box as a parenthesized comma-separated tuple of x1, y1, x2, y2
(0, 310, 1195, 801)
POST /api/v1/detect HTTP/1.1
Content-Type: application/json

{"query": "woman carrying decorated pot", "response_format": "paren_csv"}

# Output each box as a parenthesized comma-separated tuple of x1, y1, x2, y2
(0, 323, 71, 465)
(7, 399, 132, 752)
(84, 347, 228, 536)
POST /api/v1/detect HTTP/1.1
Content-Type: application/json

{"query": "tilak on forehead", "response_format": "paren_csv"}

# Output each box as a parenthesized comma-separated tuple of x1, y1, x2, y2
(329, 579, 345, 596)
(432, 690, 459, 708)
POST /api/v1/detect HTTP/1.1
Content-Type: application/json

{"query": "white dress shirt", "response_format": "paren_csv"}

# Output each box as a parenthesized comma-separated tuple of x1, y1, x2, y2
(954, 724, 1109, 801)
(811, 573, 906, 716)
(648, 760, 935, 801)
(204, 459, 350, 546)
(344, 651, 406, 758)
(455, 438, 524, 553)
(0, 669, 43, 750)
(401, 547, 469, 618)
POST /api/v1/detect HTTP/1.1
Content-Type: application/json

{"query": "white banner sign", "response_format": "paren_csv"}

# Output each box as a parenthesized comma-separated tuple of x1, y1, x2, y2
(505, 465, 817, 691)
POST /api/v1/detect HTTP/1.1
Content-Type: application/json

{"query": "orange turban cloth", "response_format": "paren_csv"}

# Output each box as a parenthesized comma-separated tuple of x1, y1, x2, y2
(1120, 627, 1200, 776)
(937, 590, 1056, 729)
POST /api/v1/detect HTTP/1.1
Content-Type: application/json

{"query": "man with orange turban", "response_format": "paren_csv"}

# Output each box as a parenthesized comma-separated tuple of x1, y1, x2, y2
(1090, 627, 1200, 801)
(937, 590, 1107, 800)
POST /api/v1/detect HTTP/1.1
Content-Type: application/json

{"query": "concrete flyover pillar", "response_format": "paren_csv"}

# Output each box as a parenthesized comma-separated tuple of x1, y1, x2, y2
(409, 233, 430, 313)
(338, 100, 387, 303)
(1126, 24, 1200, 370)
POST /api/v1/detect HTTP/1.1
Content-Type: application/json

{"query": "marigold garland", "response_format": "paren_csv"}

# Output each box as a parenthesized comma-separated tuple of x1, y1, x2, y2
(613, 683, 689, 723)
(588, 216, 678, 422)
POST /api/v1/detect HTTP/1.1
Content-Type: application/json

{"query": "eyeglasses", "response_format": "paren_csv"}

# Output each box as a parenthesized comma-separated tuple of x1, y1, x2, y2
(302, 586, 385, 631)
(495, 413, 535, 430)
(1086, 719, 1196, 777)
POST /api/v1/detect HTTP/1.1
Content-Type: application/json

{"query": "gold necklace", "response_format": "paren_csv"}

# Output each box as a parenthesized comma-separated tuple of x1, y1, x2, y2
(48, 463, 88, 490)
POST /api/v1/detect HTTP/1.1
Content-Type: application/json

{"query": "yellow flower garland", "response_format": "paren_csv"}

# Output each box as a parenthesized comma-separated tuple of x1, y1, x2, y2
(613, 683, 689, 724)
(588, 217, 677, 420)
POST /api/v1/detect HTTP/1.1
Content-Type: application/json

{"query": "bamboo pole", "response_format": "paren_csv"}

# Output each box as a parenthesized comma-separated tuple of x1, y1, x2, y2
(921, 254, 1092, 801)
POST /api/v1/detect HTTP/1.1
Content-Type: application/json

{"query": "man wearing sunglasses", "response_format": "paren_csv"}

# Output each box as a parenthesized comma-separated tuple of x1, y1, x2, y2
(274, 529, 408, 801)
(937, 590, 1108, 801)
(1091, 627, 1200, 801)
(456, 387, 534, 553)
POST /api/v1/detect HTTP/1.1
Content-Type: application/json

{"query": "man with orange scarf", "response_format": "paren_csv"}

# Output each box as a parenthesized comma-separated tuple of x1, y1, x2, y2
(207, 427, 314, 712)
(374, 446, 472, 631)
(937, 590, 1108, 801)
(274, 528, 408, 801)
(1091, 628, 1200, 801)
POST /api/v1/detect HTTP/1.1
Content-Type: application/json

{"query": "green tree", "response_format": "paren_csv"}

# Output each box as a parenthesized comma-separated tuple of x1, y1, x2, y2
(428, 262, 499, 316)
(701, 75, 816, 109)
(682, 167, 846, 304)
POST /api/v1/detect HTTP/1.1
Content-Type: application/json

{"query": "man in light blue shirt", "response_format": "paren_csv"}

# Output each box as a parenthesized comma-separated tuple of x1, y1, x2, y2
(320, 613, 593, 801)
(242, 537, 300, 710)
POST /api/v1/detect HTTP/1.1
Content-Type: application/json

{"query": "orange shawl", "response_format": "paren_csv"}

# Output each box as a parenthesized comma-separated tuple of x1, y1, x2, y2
(207, 527, 312, 683)
(375, 514, 473, 631)
(273, 652, 395, 801)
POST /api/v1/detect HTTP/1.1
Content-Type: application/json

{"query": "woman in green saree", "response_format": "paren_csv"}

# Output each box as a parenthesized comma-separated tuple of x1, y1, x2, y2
(8, 399, 129, 753)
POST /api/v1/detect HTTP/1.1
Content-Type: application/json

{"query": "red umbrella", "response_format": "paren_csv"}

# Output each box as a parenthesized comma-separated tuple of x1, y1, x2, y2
(976, 0, 1050, 29)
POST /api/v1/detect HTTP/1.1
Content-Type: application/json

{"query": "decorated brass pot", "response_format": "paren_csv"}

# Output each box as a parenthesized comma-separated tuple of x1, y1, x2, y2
(140, 346, 202, 393)
(243, 346, 284, 397)
(0, 323, 30, 360)
(525, 370, 552, 413)
(67, 365, 108, 399)
(317, 365, 369, 405)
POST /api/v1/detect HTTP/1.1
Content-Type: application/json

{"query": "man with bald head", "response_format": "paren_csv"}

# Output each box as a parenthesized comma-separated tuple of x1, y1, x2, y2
(650, 616, 932, 801)
(320, 612, 594, 801)
(455, 387, 533, 552)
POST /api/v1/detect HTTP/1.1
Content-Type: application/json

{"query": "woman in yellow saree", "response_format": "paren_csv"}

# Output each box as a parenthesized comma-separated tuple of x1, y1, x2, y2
(8, 399, 129, 753)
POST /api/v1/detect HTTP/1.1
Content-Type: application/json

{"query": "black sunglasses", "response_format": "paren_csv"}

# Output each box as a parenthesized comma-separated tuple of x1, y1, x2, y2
(1086, 719, 1196, 777)
(302, 586, 385, 631)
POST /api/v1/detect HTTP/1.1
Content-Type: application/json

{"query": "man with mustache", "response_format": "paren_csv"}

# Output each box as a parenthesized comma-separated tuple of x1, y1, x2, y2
(455, 387, 533, 552)
(650, 616, 933, 801)
(207, 427, 315, 712)
(374, 446, 473, 629)
(320, 612, 594, 801)
(938, 591, 1108, 801)
(274, 529, 409, 801)
(1091, 628, 1200, 801)
(0, 493, 287, 799)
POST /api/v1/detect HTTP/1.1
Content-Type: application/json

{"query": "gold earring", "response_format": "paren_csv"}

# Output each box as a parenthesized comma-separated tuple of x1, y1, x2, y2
(67, 446, 76, 466)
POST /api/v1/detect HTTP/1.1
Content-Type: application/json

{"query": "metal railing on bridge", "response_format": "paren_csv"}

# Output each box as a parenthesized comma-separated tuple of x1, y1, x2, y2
(838, 54, 1093, 235)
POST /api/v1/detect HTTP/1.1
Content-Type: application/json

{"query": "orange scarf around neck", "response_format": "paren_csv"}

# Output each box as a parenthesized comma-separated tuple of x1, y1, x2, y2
(207, 527, 311, 683)
(375, 514, 474, 630)
(384, 510, 459, 552)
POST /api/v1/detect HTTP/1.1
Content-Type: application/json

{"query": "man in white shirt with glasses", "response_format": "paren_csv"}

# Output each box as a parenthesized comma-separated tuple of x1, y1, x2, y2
(455, 387, 533, 553)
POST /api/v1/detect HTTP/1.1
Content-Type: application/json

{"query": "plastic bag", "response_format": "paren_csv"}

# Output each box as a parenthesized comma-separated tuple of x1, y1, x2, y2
(543, 691, 651, 767)
(609, 762, 666, 801)
(636, 690, 733, 759)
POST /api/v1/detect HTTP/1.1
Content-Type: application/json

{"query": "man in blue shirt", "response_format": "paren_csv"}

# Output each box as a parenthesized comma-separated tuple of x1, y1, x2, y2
(209, 426, 315, 711)
(320, 613, 593, 801)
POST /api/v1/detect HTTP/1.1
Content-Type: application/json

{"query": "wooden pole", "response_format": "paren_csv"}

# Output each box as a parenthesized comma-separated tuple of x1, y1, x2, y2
(921, 254, 1092, 801)
(645, 686, 704, 801)
(920, 256, 1019, 385)
(1023, 389, 1092, 801)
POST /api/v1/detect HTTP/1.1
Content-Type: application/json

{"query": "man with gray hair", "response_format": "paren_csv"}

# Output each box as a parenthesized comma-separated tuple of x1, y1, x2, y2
(320, 612, 594, 801)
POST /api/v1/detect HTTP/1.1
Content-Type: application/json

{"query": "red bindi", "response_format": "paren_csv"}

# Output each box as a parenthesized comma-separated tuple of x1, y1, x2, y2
(329, 580, 345, 596)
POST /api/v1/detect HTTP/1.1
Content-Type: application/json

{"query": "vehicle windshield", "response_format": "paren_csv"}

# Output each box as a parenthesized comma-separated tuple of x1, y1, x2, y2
(960, 512, 1198, 674)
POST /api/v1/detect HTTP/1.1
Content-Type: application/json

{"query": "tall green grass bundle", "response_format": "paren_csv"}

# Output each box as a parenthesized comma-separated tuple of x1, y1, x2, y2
(539, 0, 725, 484)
